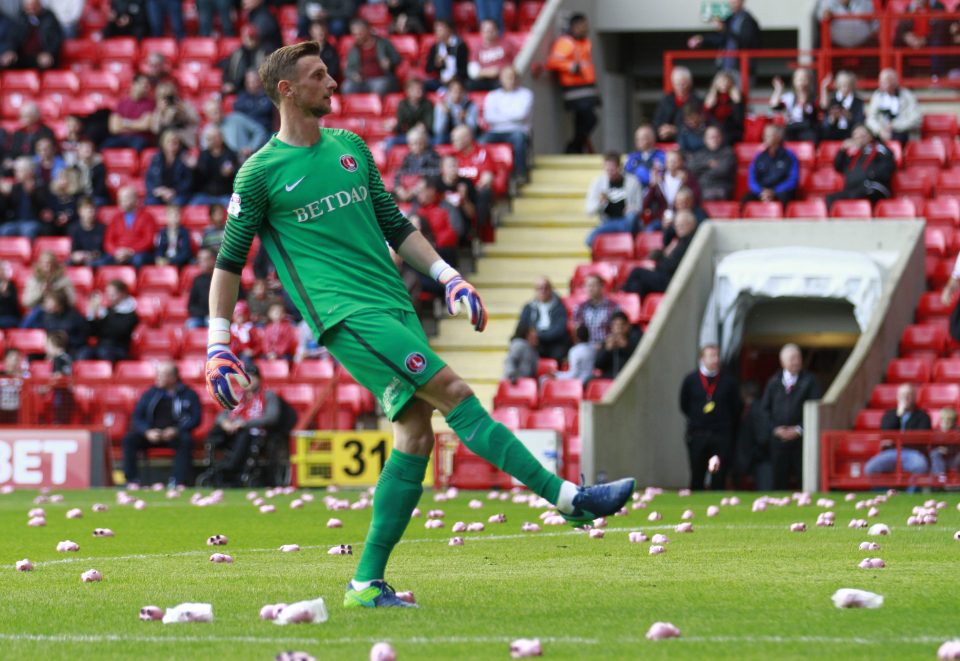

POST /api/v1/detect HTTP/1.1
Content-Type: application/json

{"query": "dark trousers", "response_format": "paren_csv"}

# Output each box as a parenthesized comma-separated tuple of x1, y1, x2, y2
(207, 425, 255, 474)
(538, 338, 570, 364)
(686, 431, 731, 491)
(565, 97, 599, 154)
(771, 438, 803, 490)
(122, 430, 193, 486)
(623, 268, 669, 298)
(741, 189, 795, 207)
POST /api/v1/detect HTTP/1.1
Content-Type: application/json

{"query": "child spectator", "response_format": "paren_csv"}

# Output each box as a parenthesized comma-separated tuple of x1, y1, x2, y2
(154, 205, 194, 267)
(68, 198, 107, 267)
(259, 302, 298, 360)
(246, 278, 282, 325)
(200, 203, 226, 253)
(503, 322, 539, 383)
(230, 302, 258, 363)
(45, 330, 74, 425)
(0, 262, 20, 328)
(187, 248, 216, 329)
(554, 325, 596, 385)
(585, 151, 642, 246)
(22, 250, 75, 318)
(0, 348, 25, 424)
(81, 280, 139, 362)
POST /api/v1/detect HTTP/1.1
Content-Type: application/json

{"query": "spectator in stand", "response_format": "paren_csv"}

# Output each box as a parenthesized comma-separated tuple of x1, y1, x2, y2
(200, 203, 227, 253)
(819, 70, 865, 141)
(147, 0, 184, 41)
(674, 186, 708, 224)
(863, 383, 946, 477)
(393, 126, 441, 202)
(866, 69, 922, 145)
(71, 140, 110, 207)
(408, 178, 462, 264)
(187, 248, 216, 329)
(687, 0, 761, 71)
(45, 329, 73, 424)
(191, 125, 237, 207)
(770, 68, 819, 142)
(154, 205, 193, 268)
(688, 126, 737, 201)
(8, 0, 63, 70)
(623, 210, 698, 298)
(468, 19, 514, 92)
(825, 124, 895, 208)
(573, 274, 619, 346)
(0, 347, 24, 422)
(433, 78, 479, 143)
(122, 361, 201, 488)
(103, 185, 156, 268)
(44, 168, 80, 235)
(21, 250, 74, 317)
(246, 277, 281, 325)
(103, 74, 157, 151)
(33, 137, 65, 186)
(624, 125, 665, 188)
(585, 151, 642, 247)
(197, 0, 235, 37)
(817, 0, 877, 49)
(595, 311, 640, 380)
(221, 24, 269, 96)
(45, 0, 83, 39)
(68, 197, 107, 267)
(387, 78, 434, 151)
(386, 0, 426, 34)
(307, 19, 341, 82)
(517, 277, 570, 363)
(677, 105, 708, 154)
(0, 156, 49, 239)
(451, 125, 494, 239)
(23, 290, 88, 356)
(233, 70, 275, 136)
(481, 66, 534, 179)
(0, 262, 20, 328)
(742, 124, 799, 206)
(895, 0, 948, 75)
(342, 17, 401, 96)
(7, 103, 55, 167)
(202, 96, 268, 161)
(298, 0, 358, 38)
(653, 67, 703, 143)
(438, 153, 477, 235)
(642, 150, 701, 231)
(679, 344, 741, 490)
(151, 80, 201, 149)
(230, 302, 258, 361)
(80, 279, 139, 362)
(703, 70, 744, 145)
(242, 0, 281, 52)
(757, 343, 821, 489)
(259, 302, 298, 360)
(102, 0, 149, 41)
(503, 322, 539, 382)
(554, 325, 595, 385)
(881, 383, 932, 431)
(145, 130, 194, 207)
(425, 19, 469, 92)
(545, 13, 599, 154)
(59, 115, 85, 166)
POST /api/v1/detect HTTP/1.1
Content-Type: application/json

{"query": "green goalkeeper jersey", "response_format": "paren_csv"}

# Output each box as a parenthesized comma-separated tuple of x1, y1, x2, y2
(217, 129, 417, 338)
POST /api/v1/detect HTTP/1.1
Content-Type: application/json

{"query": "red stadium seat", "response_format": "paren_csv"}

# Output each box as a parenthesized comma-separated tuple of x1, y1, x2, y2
(253, 359, 290, 383)
(336, 383, 375, 415)
(893, 169, 935, 198)
(41, 70, 80, 96)
(131, 328, 180, 359)
(537, 358, 559, 378)
(342, 93, 382, 118)
(95, 265, 137, 294)
(176, 359, 204, 383)
(61, 39, 99, 70)
(65, 267, 94, 295)
(584, 378, 613, 401)
(141, 37, 178, 62)
(786, 199, 828, 219)
(885, 358, 931, 384)
(785, 141, 815, 168)
(742, 201, 783, 219)
(180, 328, 208, 357)
(0, 237, 33, 265)
(277, 4, 299, 28)
(591, 233, 634, 262)
(806, 168, 844, 197)
(635, 232, 664, 257)
(73, 360, 114, 382)
(937, 168, 960, 196)
(869, 383, 901, 409)
(905, 139, 947, 168)
(32, 236, 72, 263)
(2, 70, 40, 94)
(900, 324, 948, 356)
(918, 383, 960, 409)
(609, 292, 642, 325)
(830, 199, 872, 219)
(639, 293, 664, 328)
(816, 140, 843, 167)
(702, 200, 740, 219)
(570, 262, 618, 293)
(927, 256, 953, 289)
(98, 37, 138, 64)
(540, 379, 583, 409)
(162, 296, 189, 325)
(925, 197, 960, 226)
(494, 378, 539, 409)
(357, 2, 391, 30)
(874, 198, 917, 218)
(492, 406, 529, 430)
(922, 113, 958, 141)
(137, 265, 179, 295)
(292, 359, 336, 383)
(179, 37, 218, 67)
(916, 291, 954, 322)
(933, 358, 960, 383)
(134, 295, 162, 327)
(80, 70, 121, 95)
(451, 1, 478, 30)
(100, 148, 139, 176)
(854, 409, 886, 430)
(734, 142, 763, 165)
(925, 228, 949, 257)
(6, 329, 47, 355)
(526, 407, 567, 434)
(517, 1, 544, 30)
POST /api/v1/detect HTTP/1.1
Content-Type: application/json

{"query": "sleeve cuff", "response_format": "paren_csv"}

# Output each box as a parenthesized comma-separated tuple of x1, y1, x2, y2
(215, 257, 244, 275)
(386, 220, 416, 252)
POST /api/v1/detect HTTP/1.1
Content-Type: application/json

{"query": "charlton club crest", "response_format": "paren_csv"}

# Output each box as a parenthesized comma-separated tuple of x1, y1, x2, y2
(340, 154, 358, 172)
(404, 352, 427, 374)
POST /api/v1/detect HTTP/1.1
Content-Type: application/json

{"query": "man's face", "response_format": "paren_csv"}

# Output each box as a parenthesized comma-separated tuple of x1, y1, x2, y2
(672, 71, 691, 96)
(674, 189, 693, 211)
(675, 212, 696, 236)
(406, 81, 423, 102)
(704, 127, 723, 151)
(851, 126, 871, 149)
(896, 384, 916, 411)
(198, 250, 215, 273)
(780, 347, 802, 374)
(534, 278, 551, 302)
(36, 139, 53, 160)
(105, 284, 121, 307)
(416, 186, 436, 206)
(499, 67, 517, 90)
(286, 56, 337, 118)
(585, 276, 603, 300)
(665, 151, 682, 173)
(611, 317, 629, 337)
(130, 77, 149, 100)
(409, 130, 427, 153)
(42, 296, 61, 315)
(879, 70, 897, 93)
(764, 126, 782, 149)
(441, 156, 459, 179)
(118, 187, 137, 211)
(156, 363, 177, 389)
(452, 126, 471, 152)
(729, 0, 744, 12)
(351, 21, 370, 41)
(3, 351, 20, 374)
(603, 159, 620, 179)
(244, 70, 262, 93)
(480, 20, 498, 43)
(702, 346, 720, 373)
(571, 18, 588, 39)
(434, 21, 451, 42)
(635, 126, 654, 151)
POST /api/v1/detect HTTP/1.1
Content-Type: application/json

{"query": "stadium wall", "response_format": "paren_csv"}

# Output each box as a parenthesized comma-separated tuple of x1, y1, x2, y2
(581, 220, 926, 490)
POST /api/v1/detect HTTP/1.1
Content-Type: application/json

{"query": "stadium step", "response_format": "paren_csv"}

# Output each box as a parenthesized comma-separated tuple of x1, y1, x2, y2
(520, 183, 590, 199)
(438, 351, 508, 381)
(534, 154, 603, 169)
(493, 227, 588, 247)
(500, 212, 594, 229)
(512, 197, 588, 215)
(431, 317, 515, 351)
(473, 257, 581, 287)
(484, 243, 590, 259)
(528, 169, 594, 186)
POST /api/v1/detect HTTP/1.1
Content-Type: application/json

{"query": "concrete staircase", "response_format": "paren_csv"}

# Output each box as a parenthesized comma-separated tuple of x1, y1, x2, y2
(428, 154, 601, 424)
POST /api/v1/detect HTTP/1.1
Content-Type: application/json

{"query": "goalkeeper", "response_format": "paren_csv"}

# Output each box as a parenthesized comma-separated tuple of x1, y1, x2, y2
(206, 41, 636, 609)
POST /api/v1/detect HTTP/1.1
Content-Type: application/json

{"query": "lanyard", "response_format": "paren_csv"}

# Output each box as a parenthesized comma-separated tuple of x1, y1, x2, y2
(699, 372, 718, 401)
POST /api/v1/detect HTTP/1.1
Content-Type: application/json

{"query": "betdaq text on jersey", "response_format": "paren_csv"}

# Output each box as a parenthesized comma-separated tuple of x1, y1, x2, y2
(293, 186, 370, 223)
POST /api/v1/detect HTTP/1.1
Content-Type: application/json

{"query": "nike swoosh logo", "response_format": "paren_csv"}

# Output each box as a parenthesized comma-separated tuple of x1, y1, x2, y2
(285, 176, 306, 192)
(464, 423, 483, 444)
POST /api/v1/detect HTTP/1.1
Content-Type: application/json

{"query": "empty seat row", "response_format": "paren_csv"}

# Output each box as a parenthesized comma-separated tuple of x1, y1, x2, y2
(493, 378, 613, 410)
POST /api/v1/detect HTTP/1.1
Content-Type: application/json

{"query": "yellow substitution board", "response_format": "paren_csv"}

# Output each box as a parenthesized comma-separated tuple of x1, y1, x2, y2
(292, 431, 434, 487)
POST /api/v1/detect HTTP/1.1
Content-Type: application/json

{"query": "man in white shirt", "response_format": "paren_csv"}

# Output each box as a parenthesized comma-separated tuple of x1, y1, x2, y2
(480, 66, 533, 178)
(866, 68, 922, 145)
(584, 152, 643, 247)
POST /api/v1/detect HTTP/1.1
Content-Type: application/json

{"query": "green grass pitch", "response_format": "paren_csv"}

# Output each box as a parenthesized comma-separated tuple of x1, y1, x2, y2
(1, 486, 957, 660)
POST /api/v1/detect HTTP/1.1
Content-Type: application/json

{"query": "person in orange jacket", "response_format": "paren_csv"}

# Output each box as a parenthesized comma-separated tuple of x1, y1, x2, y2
(546, 13, 600, 154)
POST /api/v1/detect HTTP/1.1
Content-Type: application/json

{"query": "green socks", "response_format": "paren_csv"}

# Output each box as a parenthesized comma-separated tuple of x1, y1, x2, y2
(354, 449, 428, 582)
(446, 395, 563, 504)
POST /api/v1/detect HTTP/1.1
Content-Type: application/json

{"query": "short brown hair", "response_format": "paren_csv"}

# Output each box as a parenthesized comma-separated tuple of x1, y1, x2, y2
(258, 41, 322, 107)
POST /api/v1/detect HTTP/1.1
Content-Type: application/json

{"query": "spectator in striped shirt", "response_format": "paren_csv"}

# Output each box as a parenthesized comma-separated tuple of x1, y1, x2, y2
(573, 275, 619, 346)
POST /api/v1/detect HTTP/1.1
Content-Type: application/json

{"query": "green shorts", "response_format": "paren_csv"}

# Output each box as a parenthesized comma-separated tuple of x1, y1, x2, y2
(322, 308, 446, 421)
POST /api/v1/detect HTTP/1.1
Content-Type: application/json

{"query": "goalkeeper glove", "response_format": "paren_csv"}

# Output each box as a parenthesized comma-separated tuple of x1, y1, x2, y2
(205, 318, 250, 410)
(434, 262, 487, 332)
